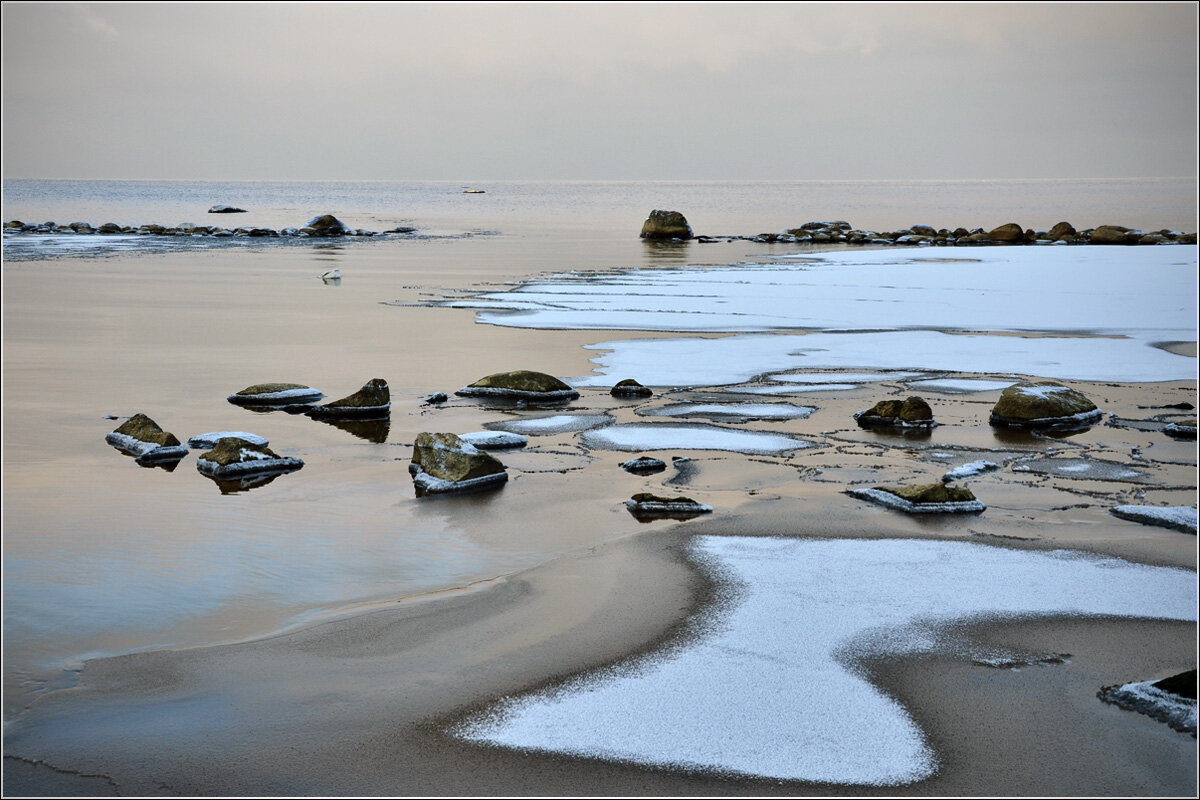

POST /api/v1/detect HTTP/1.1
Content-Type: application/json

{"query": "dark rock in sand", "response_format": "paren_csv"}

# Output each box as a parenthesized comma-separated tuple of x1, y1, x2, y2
(208, 205, 246, 214)
(848, 483, 986, 514)
(425, 392, 448, 404)
(1098, 670, 1198, 735)
(855, 396, 936, 429)
(409, 432, 508, 495)
(611, 378, 653, 398)
(620, 456, 668, 475)
(989, 382, 1102, 430)
(455, 370, 579, 401)
(196, 437, 303, 478)
(640, 210, 693, 241)
(1154, 670, 1198, 701)
(105, 413, 188, 463)
(228, 382, 324, 406)
(306, 378, 390, 419)
(625, 492, 712, 519)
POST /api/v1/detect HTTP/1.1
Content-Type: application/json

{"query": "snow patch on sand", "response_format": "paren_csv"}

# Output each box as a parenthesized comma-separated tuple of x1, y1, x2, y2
(457, 537, 1197, 784)
(580, 423, 811, 455)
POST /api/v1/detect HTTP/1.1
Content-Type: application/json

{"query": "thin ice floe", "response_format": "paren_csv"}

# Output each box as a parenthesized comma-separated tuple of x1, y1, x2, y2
(1110, 505, 1198, 535)
(580, 423, 811, 455)
(770, 371, 926, 384)
(941, 460, 1000, 482)
(459, 431, 529, 449)
(186, 431, 269, 449)
(457, 537, 1197, 784)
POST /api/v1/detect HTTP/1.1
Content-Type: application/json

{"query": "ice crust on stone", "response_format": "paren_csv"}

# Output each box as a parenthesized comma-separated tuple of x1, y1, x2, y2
(1099, 679, 1198, 734)
(186, 431, 268, 449)
(456, 537, 1197, 784)
(941, 460, 1000, 482)
(1110, 505, 1198, 535)
(847, 487, 985, 514)
(580, 423, 811, 455)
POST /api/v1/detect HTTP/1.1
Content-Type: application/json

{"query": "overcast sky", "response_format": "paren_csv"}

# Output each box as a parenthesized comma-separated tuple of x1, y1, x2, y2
(2, 2, 1196, 181)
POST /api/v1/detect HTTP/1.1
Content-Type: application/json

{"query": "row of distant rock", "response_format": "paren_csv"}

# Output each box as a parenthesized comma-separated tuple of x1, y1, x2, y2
(639, 210, 1198, 246)
(4, 214, 417, 239)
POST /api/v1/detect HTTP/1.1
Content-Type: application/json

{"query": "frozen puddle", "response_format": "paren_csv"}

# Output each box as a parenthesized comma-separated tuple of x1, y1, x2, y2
(486, 414, 612, 436)
(1013, 458, 1149, 482)
(457, 537, 1197, 784)
(640, 402, 815, 421)
(906, 378, 1017, 394)
(580, 423, 811, 455)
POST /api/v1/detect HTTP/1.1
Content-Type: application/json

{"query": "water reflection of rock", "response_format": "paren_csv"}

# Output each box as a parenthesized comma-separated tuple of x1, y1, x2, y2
(202, 468, 300, 494)
(309, 416, 391, 443)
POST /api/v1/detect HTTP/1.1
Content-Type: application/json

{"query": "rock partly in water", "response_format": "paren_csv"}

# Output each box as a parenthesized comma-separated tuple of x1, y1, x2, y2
(611, 378, 653, 398)
(619, 456, 668, 475)
(854, 396, 936, 429)
(196, 437, 304, 478)
(1098, 671, 1197, 735)
(455, 370, 579, 401)
(306, 378, 390, 419)
(1110, 505, 1198, 535)
(208, 205, 246, 214)
(989, 382, 1102, 430)
(625, 492, 712, 519)
(187, 431, 269, 450)
(986, 223, 1025, 243)
(1164, 418, 1197, 440)
(848, 483, 986, 514)
(640, 210, 693, 241)
(302, 214, 352, 236)
(409, 432, 508, 495)
(105, 413, 189, 463)
(228, 383, 324, 406)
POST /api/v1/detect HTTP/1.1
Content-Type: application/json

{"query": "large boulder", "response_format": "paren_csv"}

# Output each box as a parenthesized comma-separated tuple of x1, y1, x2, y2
(989, 381, 1102, 429)
(986, 223, 1024, 243)
(611, 378, 653, 398)
(105, 413, 188, 462)
(1047, 221, 1077, 241)
(455, 370, 579, 401)
(640, 210, 693, 240)
(409, 432, 508, 494)
(1089, 225, 1133, 245)
(306, 378, 390, 419)
(854, 396, 936, 429)
(227, 382, 324, 406)
(196, 437, 303, 478)
(302, 214, 351, 236)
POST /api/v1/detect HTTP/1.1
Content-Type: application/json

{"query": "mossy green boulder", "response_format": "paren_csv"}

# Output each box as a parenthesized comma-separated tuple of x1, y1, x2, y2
(110, 413, 181, 447)
(877, 483, 977, 504)
(989, 382, 1102, 429)
(196, 437, 303, 477)
(228, 382, 323, 405)
(456, 370, 579, 401)
(639, 210, 693, 240)
(306, 379, 390, 419)
(409, 432, 507, 494)
(855, 396, 935, 428)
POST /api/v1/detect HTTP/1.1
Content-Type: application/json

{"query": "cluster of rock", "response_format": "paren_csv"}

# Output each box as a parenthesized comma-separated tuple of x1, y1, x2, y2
(636, 211, 1196, 247)
(5, 214, 417, 239)
(105, 413, 303, 481)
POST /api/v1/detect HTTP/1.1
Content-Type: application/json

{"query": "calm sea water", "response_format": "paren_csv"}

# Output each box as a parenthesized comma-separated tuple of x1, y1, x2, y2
(4, 177, 1196, 244)
(2, 177, 1196, 721)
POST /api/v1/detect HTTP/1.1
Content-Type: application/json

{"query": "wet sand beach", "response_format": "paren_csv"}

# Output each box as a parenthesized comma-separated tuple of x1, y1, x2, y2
(3, 209, 1197, 795)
